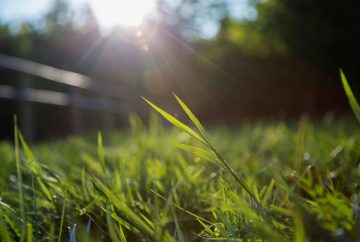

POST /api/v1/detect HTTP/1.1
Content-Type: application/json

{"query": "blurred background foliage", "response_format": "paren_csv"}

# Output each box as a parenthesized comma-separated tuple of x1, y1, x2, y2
(0, 0, 359, 140)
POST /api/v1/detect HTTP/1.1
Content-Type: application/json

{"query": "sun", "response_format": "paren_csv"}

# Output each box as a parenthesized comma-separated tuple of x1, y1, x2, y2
(88, 0, 156, 28)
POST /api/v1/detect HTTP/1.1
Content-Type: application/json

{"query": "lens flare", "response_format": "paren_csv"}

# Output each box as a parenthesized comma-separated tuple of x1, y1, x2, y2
(89, 0, 156, 28)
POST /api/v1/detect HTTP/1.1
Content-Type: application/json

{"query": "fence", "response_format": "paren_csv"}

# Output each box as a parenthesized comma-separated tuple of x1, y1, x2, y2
(0, 53, 129, 141)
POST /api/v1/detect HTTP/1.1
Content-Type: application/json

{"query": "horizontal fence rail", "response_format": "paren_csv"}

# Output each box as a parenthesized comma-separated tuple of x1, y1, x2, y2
(0, 85, 126, 114)
(0, 53, 130, 140)
(0, 53, 126, 98)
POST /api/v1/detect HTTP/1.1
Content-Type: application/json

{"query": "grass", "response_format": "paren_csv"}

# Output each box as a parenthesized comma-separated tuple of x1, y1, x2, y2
(0, 115, 359, 241)
(0, 71, 360, 241)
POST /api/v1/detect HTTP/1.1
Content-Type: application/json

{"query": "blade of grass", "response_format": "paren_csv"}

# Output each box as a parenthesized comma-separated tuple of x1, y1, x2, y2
(145, 96, 260, 205)
(118, 222, 127, 242)
(97, 132, 106, 173)
(14, 116, 26, 241)
(81, 168, 89, 201)
(173, 96, 256, 201)
(340, 69, 360, 123)
(92, 177, 154, 237)
(173, 93, 206, 135)
(57, 186, 67, 242)
(49, 222, 55, 242)
(294, 211, 306, 242)
(150, 189, 213, 224)
(195, 218, 215, 236)
(171, 208, 185, 242)
(176, 143, 214, 162)
(262, 179, 275, 207)
(0, 216, 13, 242)
(209, 146, 258, 204)
(142, 97, 205, 144)
(84, 219, 91, 242)
(106, 203, 120, 242)
(31, 175, 38, 241)
(68, 224, 76, 242)
(26, 223, 33, 242)
(17, 131, 55, 208)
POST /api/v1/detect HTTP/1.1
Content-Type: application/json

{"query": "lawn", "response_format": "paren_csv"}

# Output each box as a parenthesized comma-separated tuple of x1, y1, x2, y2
(0, 110, 360, 241)
(1, 73, 360, 241)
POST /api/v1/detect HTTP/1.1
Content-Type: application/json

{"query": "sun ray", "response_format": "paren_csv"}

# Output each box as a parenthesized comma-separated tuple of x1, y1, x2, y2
(88, 0, 156, 28)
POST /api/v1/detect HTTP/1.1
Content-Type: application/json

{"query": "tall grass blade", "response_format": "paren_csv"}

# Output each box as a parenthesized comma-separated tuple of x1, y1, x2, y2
(106, 203, 120, 242)
(151, 189, 213, 224)
(81, 168, 89, 200)
(142, 97, 205, 144)
(262, 179, 275, 207)
(57, 186, 67, 242)
(17, 131, 55, 207)
(92, 177, 154, 237)
(49, 222, 55, 241)
(294, 211, 306, 242)
(145, 96, 259, 204)
(173, 94, 206, 135)
(97, 132, 106, 173)
(31, 175, 38, 240)
(195, 218, 214, 236)
(14, 116, 26, 241)
(68, 224, 76, 242)
(171, 208, 185, 242)
(118, 222, 127, 242)
(340, 69, 360, 123)
(84, 218, 91, 242)
(0, 216, 13, 242)
(176, 143, 214, 162)
(26, 223, 33, 242)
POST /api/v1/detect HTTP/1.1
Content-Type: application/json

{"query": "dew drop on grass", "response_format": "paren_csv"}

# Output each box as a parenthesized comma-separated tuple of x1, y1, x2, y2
(303, 152, 310, 161)
(351, 194, 358, 205)
(283, 170, 296, 177)
(188, 165, 195, 172)
(330, 145, 343, 158)
(193, 156, 201, 163)
(329, 171, 338, 178)
(9, 175, 17, 182)
(210, 172, 217, 178)
(333, 228, 345, 237)
(177, 131, 191, 142)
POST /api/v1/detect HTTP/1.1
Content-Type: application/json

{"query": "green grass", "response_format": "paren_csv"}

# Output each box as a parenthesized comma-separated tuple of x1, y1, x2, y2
(0, 71, 360, 241)
(0, 114, 360, 241)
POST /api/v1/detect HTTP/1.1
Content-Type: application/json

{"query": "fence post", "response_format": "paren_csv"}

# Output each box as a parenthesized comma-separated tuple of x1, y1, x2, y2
(69, 89, 83, 134)
(19, 75, 34, 142)
(101, 110, 114, 135)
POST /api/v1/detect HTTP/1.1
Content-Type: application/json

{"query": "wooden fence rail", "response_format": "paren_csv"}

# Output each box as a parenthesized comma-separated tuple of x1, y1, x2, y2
(0, 53, 126, 98)
(0, 53, 128, 140)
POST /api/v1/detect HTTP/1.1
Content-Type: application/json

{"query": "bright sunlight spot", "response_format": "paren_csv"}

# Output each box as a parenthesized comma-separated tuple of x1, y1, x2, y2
(88, 0, 156, 28)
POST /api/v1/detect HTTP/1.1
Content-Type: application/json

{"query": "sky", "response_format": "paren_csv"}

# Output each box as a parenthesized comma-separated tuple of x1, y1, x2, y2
(0, 0, 53, 23)
(0, 0, 84, 28)
(0, 0, 256, 38)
